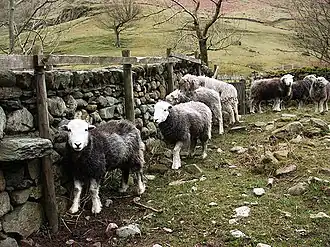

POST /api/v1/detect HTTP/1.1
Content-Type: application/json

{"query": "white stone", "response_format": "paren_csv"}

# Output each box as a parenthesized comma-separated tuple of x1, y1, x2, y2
(116, 224, 141, 238)
(152, 244, 163, 247)
(230, 229, 246, 238)
(253, 188, 265, 196)
(163, 227, 173, 233)
(229, 218, 239, 224)
(310, 212, 330, 219)
(145, 175, 156, 180)
(256, 243, 272, 247)
(234, 206, 250, 218)
(209, 202, 218, 207)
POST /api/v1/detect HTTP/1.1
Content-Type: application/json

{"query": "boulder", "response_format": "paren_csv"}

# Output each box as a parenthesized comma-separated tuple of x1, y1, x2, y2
(288, 182, 307, 196)
(0, 87, 22, 100)
(0, 137, 52, 161)
(0, 71, 16, 87)
(310, 118, 329, 131)
(5, 108, 34, 133)
(99, 106, 116, 120)
(2, 202, 43, 238)
(275, 164, 297, 176)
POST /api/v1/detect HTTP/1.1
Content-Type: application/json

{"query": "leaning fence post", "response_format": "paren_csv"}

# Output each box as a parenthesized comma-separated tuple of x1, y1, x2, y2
(33, 46, 58, 233)
(166, 48, 174, 94)
(122, 50, 135, 122)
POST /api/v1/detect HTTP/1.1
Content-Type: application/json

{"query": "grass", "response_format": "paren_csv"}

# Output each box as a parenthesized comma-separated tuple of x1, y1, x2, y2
(0, 2, 318, 75)
(117, 105, 330, 247)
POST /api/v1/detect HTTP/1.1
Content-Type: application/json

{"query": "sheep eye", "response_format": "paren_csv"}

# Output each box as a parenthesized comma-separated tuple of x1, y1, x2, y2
(68, 129, 71, 132)
(85, 129, 88, 131)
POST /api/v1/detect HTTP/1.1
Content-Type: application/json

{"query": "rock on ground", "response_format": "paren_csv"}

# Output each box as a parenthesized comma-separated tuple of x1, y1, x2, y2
(115, 224, 141, 238)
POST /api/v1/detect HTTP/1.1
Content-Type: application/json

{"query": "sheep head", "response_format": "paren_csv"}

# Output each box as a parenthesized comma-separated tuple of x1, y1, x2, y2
(62, 119, 96, 151)
(303, 74, 317, 83)
(165, 89, 181, 105)
(280, 74, 294, 96)
(154, 101, 172, 124)
(311, 76, 328, 91)
(178, 74, 200, 92)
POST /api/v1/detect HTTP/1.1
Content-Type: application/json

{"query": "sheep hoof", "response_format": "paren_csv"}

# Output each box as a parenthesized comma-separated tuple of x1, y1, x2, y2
(137, 184, 146, 195)
(202, 153, 207, 159)
(91, 205, 102, 214)
(68, 206, 79, 214)
(171, 161, 181, 170)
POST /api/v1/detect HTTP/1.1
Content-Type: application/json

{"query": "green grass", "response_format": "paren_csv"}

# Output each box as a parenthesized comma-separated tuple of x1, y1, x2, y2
(119, 105, 330, 247)
(0, 3, 317, 75)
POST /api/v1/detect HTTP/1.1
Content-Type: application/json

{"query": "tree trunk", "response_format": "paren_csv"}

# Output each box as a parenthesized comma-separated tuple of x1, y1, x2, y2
(115, 29, 121, 48)
(8, 0, 15, 53)
(199, 38, 208, 66)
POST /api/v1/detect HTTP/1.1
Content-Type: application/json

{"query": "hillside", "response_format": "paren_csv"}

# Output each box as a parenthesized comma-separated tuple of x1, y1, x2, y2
(0, 0, 316, 75)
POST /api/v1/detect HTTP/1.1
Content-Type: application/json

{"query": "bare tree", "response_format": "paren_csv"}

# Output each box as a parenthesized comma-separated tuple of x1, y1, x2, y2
(155, 0, 241, 66)
(1, 0, 78, 54)
(289, 0, 330, 64)
(97, 0, 141, 48)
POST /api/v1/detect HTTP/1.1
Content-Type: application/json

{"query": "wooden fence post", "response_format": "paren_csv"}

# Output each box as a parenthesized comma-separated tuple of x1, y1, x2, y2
(194, 51, 201, 76)
(33, 47, 58, 233)
(166, 48, 174, 94)
(122, 50, 135, 122)
(232, 79, 247, 115)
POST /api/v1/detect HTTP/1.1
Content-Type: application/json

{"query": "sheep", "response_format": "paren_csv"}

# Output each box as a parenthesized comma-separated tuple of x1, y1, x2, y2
(308, 75, 330, 113)
(178, 74, 240, 124)
(62, 119, 146, 214)
(286, 76, 313, 109)
(165, 88, 224, 134)
(250, 74, 294, 113)
(154, 100, 212, 170)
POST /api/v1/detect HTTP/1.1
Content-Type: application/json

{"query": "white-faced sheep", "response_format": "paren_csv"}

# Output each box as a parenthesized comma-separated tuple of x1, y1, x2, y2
(154, 100, 212, 170)
(286, 76, 313, 109)
(307, 75, 330, 113)
(165, 88, 224, 134)
(178, 74, 240, 124)
(250, 74, 294, 113)
(62, 119, 146, 214)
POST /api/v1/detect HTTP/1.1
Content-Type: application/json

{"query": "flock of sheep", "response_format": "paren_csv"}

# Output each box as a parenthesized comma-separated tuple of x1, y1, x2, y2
(61, 73, 330, 214)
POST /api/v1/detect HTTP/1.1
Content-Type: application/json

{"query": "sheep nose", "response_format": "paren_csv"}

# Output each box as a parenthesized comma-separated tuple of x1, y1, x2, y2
(74, 143, 81, 148)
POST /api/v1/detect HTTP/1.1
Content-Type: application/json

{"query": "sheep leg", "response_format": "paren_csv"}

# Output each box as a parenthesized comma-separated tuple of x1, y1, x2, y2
(298, 101, 303, 109)
(257, 102, 263, 113)
(325, 101, 329, 112)
(134, 170, 146, 195)
(188, 138, 197, 158)
(69, 179, 83, 214)
(90, 179, 102, 214)
(233, 101, 240, 123)
(227, 105, 235, 124)
(319, 100, 325, 113)
(315, 102, 319, 113)
(201, 141, 208, 159)
(119, 168, 130, 193)
(250, 99, 256, 113)
(172, 141, 184, 170)
(273, 98, 281, 112)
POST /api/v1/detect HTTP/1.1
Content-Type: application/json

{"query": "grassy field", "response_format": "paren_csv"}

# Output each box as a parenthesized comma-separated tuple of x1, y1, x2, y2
(0, 0, 317, 75)
(33, 105, 330, 247)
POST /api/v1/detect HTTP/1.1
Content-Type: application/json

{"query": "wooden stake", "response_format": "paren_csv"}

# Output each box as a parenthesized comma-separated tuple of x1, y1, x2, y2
(122, 50, 135, 122)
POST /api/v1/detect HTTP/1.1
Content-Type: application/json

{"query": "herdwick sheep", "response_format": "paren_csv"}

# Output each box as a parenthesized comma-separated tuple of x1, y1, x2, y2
(250, 74, 294, 113)
(308, 75, 330, 113)
(62, 119, 146, 214)
(286, 76, 313, 109)
(154, 100, 212, 170)
(179, 74, 240, 124)
(165, 88, 224, 134)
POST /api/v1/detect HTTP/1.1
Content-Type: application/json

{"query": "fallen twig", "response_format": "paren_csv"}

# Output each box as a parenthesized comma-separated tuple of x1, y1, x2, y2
(133, 197, 163, 213)
(61, 217, 72, 233)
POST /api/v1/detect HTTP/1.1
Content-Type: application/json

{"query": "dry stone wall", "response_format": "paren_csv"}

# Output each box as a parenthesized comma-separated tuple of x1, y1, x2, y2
(0, 60, 207, 244)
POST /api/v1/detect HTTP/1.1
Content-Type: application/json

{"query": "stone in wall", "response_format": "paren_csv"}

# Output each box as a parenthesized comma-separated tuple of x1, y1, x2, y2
(0, 171, 5, 192)
(99, 106, 116, 120)
(10, 188, 31, 205)
(5, 108, 34, 134)
(0, 237, 18, 247)
(2, 202, 43, 238)
(14, 71, 34, 89)
(0, 87, 22, 100)
(0, 107, 6, 139)
(27, 160, 40, 181)
(0, 71, 16, 87)
(0, 192, 11, 217)
(0, 137, 53, 162)
(48, 97, 67, 117)
(65, 95, 77, 118)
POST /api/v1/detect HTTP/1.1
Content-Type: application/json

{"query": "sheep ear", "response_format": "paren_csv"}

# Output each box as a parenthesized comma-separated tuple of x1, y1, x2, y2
(60, 125, 69, 131)
(88, 125, 96, 130)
